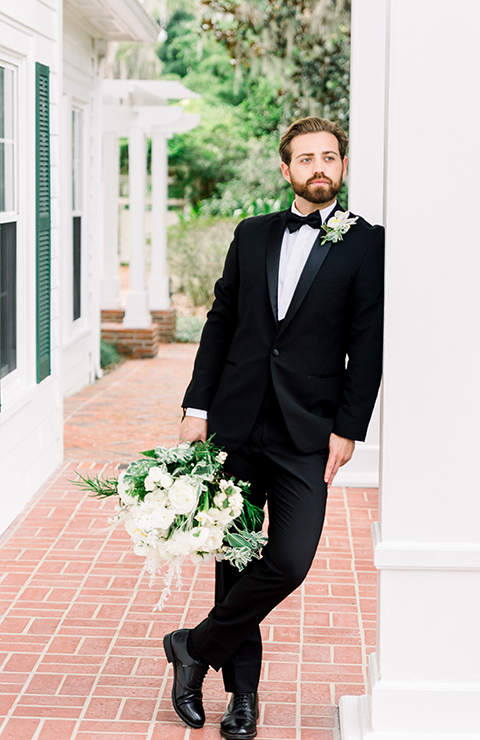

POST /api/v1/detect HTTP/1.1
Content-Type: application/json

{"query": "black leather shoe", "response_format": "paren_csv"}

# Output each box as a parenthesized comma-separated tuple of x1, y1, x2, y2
(220, 692, 259, 740)
(163, 629, 208, 729)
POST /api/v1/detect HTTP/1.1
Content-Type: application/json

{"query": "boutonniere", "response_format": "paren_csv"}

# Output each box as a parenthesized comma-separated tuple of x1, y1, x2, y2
(321, 210, 359, 245)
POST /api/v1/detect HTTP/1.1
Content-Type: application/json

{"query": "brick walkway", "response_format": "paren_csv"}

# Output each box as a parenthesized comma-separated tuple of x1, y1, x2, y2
(0, 344, 377, 740)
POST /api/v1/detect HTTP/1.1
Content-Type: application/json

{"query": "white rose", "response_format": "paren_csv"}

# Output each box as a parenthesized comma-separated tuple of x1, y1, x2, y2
(144, 476, 156, 492)
(168, 478, 198, 515)
(149, 506, 176, 530)
(148, 467, 174, 489)
(202, 526, 225, 551)
(144, 490, 168, 507)
(164, 529, 190, 557)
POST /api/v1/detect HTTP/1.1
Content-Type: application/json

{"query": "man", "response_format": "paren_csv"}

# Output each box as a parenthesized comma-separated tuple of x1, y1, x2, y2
(163, 117, 384, 739)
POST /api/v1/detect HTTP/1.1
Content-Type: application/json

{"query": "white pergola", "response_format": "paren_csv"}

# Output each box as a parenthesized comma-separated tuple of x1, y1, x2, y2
(101, 80, 200, 328)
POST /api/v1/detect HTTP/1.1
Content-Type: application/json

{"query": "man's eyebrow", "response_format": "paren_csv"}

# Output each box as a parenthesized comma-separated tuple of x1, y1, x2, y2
(295, 150, 339, 159)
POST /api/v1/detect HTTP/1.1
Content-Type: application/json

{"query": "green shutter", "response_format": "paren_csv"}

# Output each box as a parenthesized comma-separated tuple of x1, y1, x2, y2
(36, 63, 51, 383)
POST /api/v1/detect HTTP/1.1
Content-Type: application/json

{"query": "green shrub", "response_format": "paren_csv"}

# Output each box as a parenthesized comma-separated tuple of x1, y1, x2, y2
(168, 216, 239, 309)
(100, 339, 121, 369)
(174, 316, 206, 344)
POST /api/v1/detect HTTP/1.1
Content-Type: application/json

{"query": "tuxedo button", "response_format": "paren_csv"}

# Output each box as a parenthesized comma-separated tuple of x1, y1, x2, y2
(271, 349, 279, 357)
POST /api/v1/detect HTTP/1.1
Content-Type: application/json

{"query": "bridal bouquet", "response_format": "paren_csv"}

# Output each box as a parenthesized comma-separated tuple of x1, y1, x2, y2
(76, 440, 266, 609)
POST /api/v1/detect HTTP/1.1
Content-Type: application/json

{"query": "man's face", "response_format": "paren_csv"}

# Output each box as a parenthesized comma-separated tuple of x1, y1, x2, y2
(281, 131, 347, 206)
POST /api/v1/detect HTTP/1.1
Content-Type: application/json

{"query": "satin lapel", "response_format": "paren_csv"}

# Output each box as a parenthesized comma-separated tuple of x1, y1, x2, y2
(266, 210, 289, 324)
(277, 233, 332, 337)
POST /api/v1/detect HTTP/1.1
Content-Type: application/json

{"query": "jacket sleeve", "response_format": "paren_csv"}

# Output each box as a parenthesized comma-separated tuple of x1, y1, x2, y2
(332, 227, 385, 441)
(181, 221, 243, 410)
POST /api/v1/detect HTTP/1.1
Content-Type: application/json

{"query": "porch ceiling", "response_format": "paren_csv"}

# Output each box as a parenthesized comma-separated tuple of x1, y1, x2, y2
(64, 0, 159, 43)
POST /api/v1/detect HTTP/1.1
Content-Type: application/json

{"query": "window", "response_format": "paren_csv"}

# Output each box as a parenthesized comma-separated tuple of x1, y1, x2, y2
(72, 108, 82, 321)
(0, 63, 17, 381)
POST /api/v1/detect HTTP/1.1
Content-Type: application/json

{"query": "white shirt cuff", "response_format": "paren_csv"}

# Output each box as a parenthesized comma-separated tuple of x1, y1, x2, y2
(185, 408, 208, 420)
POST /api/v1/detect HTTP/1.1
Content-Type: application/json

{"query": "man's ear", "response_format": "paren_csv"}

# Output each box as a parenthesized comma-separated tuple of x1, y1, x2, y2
(280, 161, 291, 184)
(342, 156, 348, 178)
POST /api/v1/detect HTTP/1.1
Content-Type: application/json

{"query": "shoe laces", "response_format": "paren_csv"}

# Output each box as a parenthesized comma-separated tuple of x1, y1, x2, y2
(233, 693, 253, 710)
(192, 663, 208, 690)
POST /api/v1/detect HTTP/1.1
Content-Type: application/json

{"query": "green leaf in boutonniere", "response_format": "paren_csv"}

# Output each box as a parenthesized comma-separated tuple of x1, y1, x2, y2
(320, 210, 359, 245)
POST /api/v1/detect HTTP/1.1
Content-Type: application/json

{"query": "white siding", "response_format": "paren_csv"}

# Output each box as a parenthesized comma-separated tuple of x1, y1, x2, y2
(0, 1, 64, 528)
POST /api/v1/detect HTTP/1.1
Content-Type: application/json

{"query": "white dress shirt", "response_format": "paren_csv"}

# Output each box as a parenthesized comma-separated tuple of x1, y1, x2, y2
(186, 200, 338, 420)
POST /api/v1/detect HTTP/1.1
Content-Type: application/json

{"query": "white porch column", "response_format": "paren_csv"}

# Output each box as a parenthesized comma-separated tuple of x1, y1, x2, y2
(123, 125, 151, 328)
(100, 132, 121, 309)
(340, 1, 480, 738)
(336, 0, 386, 488)
(148, 126, 170, 310)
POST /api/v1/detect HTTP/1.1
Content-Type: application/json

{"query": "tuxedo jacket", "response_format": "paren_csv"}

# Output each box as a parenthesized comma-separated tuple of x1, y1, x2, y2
(182, 207, 384, 454)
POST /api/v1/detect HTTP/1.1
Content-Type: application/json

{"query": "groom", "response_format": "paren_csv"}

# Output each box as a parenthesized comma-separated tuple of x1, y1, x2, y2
(163, 117, 384, 739)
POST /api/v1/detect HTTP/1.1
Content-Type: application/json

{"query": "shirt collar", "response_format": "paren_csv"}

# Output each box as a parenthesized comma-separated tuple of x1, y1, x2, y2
(291, 199, 338, 224)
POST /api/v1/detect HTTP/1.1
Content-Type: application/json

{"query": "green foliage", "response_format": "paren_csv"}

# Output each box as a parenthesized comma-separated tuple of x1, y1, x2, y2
(174, 316, 206, 343)
(167, 216, 239, 308)
(100, 339, 121, 369)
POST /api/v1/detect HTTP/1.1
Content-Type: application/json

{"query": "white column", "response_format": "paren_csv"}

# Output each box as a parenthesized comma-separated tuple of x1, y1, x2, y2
(100, 132, 121, 309)
(340, 1, 480, 738)
(123, 126, 151, 328)
(148, 126, 171, 310)
(336, 0, 386, 489)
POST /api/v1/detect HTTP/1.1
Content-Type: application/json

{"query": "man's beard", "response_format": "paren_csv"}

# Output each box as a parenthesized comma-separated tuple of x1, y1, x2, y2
(289, 171, 343, 204)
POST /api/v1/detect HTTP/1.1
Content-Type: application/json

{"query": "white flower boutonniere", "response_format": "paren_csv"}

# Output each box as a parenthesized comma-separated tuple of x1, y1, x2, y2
(321, 210, 359, 245)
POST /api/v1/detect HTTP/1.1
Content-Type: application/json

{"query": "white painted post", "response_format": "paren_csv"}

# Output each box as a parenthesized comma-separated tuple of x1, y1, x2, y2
(336, 0, 386, 488)
(100, 131, 121, 309)
(148, 126, 171, 310)
(123, 125, 151, 328)
(340, 1, 480, 738)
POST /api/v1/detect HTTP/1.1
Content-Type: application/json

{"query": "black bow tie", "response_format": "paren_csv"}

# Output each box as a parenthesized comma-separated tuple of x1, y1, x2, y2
(286, 210, 323, 233)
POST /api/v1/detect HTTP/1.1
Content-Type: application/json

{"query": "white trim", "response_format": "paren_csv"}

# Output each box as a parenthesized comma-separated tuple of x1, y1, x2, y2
(372, 522, 480, 570)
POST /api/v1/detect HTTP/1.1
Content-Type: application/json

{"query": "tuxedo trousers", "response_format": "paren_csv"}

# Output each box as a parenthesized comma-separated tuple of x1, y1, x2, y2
(191, 388, 329, 692)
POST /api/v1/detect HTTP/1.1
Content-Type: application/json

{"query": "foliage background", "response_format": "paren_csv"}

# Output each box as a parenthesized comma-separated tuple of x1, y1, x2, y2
(107, 0, 350, 327)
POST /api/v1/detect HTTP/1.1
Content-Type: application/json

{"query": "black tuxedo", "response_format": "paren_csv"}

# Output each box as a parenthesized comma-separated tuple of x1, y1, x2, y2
(183, 208, 384, 452)
(183, 207, 384, 692)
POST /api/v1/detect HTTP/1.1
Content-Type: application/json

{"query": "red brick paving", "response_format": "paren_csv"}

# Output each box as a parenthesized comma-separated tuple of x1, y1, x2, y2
(0, 344, 378, 739)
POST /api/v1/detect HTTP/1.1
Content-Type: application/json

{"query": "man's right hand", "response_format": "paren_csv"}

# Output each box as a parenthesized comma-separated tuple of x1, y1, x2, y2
(179, 416, 208, 444)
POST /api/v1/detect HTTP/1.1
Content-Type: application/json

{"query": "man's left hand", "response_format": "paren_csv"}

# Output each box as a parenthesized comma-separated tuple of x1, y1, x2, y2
(324, 433, 355, 487)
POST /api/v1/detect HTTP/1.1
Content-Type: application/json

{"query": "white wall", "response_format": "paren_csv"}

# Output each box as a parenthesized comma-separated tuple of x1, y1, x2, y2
(0, 0, 64, 526)
(61, 12, 103, 397)
(341, 1, 480, 737)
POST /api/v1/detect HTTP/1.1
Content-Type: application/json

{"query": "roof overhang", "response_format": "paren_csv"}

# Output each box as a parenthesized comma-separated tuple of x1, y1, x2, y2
(103, 79, 201, 105)
(64, 0, 159, 43)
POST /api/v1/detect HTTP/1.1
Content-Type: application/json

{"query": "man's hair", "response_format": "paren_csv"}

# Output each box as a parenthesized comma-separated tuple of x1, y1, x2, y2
(279, 117, 349, 165)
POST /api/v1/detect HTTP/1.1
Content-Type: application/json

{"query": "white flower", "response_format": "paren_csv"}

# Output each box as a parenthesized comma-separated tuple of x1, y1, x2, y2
(195, 510, 215, 526)
(228, 493, 244, 517)
(144, 476, 156, 492)
(214, 492, 227, 506)
(168, 478, 198, 514)
(208, 506, 235, 526)
(190, 525, 225, 552)
(149, 506, 176, 530)
(321, 209, 359, 245)
(144, 490, 168, 507)
(164, 529, 191, 557)
(216, 451, 228, 464)
(190, 551, 213, 565)
(148, 467, 174, 489)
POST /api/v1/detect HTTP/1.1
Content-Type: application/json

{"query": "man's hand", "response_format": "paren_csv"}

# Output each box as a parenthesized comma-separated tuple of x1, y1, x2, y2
(324, 433, 355, 487)
(179, 415, 208, 444)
